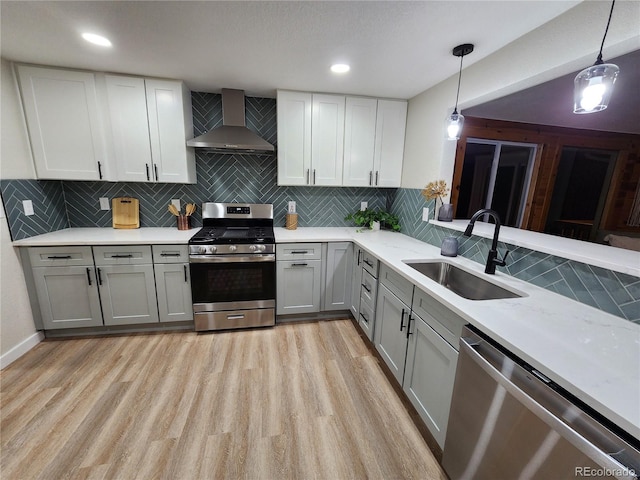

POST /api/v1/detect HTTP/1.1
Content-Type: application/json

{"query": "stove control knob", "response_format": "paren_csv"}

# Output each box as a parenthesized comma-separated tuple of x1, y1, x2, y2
(209, 246, 217, 253)
(229, 245, 237, 252)
(198, 246, 207, 254)
(249, 245, 257, 252)
(258, 245, 266, 252)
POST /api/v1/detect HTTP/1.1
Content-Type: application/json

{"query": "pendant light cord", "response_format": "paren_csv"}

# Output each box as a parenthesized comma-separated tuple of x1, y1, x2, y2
(453, 53, 464, 113)
(596, 0, 616, 64)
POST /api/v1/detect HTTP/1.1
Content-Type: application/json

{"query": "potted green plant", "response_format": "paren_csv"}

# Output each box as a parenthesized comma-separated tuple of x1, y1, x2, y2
(345, 208, 401, 232)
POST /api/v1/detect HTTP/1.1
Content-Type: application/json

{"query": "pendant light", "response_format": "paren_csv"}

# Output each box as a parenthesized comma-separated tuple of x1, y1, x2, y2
(446, 43, 474, 140)
(573, 0, 619, 114)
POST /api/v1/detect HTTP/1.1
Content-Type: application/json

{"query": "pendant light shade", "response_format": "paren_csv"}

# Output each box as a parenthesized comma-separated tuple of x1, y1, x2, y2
(446, 43, 474, 140)
(573, 0, 619, 114)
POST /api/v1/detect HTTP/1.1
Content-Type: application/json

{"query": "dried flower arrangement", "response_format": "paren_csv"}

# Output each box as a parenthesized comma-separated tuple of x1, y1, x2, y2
(421, 180, 449, 205)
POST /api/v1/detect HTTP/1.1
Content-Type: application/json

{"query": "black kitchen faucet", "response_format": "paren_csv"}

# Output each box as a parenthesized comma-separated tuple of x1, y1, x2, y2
(464, 209, 510, 275)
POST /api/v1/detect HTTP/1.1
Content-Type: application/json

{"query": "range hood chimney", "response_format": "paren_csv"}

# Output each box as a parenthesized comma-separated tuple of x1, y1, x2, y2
(187, 88, 275, 154)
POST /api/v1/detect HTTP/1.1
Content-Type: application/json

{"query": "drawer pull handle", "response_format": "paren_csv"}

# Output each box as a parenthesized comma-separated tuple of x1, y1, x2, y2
(290, 250, 308, 254)
(362, 283, 371, 293)
(86, 268, 92, 286)
(364, 259, 373, 267)
(291, 263, 308, 267)
(47, 255, 72, 259)
(110, 254, 133, 258)
(361, 312, 369, 323)
(227, 314, 245, 320)
(160, 253, 181, 257)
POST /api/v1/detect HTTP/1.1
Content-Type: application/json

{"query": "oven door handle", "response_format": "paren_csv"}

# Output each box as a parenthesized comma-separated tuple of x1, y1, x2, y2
(189, 254, 275, 263)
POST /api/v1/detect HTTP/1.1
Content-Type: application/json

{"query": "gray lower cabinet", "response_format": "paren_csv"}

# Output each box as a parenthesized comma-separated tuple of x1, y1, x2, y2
(374, 283, 412, 384)
(152, 245, 192, 323)
(276, 259, 322, 315)
(349, 247, 363, 318)
(97, 264, 159, 325)
(93, 245, 159, 326)
(323, 242, 353, 311)
(403, 310, 459, 448)
(29, 246, 103, 329)
(32, 265, 103, 329)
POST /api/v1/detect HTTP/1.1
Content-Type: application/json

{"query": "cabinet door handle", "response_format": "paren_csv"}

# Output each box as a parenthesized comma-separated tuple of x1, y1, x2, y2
(110, 254, 133, 258)
(362, 283, 371, 293)
(313, 169, 316, 185)
(306, 169, 310, 184)
(145, 163, 150, 181)
(184, 265, 188, 282)
(291, 263, 308, 267)
(86, 268, 92, 286)
(290, 250, 308, 254)
(96, 268, 103, 286)
(154, 164, 159, 182)
(400, 308, 405, 331)
(97, 161, 103, 180)
(47, 255, 72, 259)
(369, 171, 373, 186)
(160, 253, 181, 257)
(375, 170, 379, 186)
(406, 315, 413, 339)
(357, 250, 361, 265)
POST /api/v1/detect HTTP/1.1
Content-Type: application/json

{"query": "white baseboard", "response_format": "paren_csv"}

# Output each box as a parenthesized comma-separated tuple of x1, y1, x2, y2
(1, 331, 44, 369)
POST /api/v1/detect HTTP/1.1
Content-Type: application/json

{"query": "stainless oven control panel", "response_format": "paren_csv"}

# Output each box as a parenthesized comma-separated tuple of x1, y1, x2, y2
(189, 244, 275, 256)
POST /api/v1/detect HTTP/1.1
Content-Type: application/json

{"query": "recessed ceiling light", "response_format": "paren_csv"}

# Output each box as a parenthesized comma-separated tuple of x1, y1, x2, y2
(330, 64, 350, 74)
(81, 32, 112, 47)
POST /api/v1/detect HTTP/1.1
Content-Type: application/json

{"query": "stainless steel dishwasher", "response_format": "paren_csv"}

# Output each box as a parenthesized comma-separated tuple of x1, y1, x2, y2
(442, 326, 640, 480)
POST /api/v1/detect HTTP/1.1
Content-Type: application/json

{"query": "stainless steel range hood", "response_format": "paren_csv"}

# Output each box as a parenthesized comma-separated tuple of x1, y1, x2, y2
(187, 88, 275, 154)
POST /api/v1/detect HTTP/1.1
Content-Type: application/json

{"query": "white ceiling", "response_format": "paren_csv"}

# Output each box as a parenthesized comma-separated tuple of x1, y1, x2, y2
(0, 0, 580, 99)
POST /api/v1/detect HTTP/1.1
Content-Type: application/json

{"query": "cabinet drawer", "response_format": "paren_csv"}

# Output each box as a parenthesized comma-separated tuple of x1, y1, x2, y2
(93, 245, 153, 265)
(379, 264, 413, 307)
(152, 245, 188, 263)
(276, 243, 322, 260)
(360, 269, 378, 310)
(362, 251, 379, 277)
(28, 246, 94, 267)
(412, 288, 467, 350)
(359, 300, 375, 336)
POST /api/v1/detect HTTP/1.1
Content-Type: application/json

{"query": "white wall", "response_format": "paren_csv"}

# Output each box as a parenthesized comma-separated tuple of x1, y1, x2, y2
(402, 1, 640, 191)
(0, 58, 42, 368)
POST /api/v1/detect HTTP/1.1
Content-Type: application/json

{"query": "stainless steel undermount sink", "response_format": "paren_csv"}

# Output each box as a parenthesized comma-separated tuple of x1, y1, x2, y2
(403, 261, 524, 301)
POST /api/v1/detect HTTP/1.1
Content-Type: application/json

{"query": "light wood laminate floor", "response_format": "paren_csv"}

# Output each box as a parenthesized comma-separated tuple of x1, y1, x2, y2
(1, 319, 447, 480)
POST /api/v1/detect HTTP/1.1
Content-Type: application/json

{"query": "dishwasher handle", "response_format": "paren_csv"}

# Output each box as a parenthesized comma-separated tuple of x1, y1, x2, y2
(459, 336, 636, 478)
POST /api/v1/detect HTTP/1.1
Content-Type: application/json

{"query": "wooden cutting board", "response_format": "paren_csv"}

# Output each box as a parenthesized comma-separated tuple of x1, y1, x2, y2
(112, 197, 140, 229)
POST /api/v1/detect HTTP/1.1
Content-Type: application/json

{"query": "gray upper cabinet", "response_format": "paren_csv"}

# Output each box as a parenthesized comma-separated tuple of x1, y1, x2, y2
(323, 242, 353, 311)
(153, 245, 192, 323)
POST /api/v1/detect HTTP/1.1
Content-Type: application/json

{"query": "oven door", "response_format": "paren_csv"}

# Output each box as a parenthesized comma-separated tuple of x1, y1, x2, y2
(189, 254, 276, 312)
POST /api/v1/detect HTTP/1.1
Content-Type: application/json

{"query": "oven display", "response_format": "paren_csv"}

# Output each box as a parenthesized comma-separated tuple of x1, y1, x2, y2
(227, 206, 250, 215)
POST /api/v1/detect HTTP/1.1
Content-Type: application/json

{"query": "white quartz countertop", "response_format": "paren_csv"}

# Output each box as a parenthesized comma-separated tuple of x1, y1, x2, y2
(12, 227, 201, 246)
(13, 226, 640, 440)
(275, 227, 640, 441)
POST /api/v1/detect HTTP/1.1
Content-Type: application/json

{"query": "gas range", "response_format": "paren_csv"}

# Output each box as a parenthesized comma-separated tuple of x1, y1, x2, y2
(188, 203, 276, 332)
(188, 203, 275, 257)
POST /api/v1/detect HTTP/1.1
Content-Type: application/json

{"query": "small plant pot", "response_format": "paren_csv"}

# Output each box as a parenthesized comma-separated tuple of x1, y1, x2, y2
(371, 221, 381, 231)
